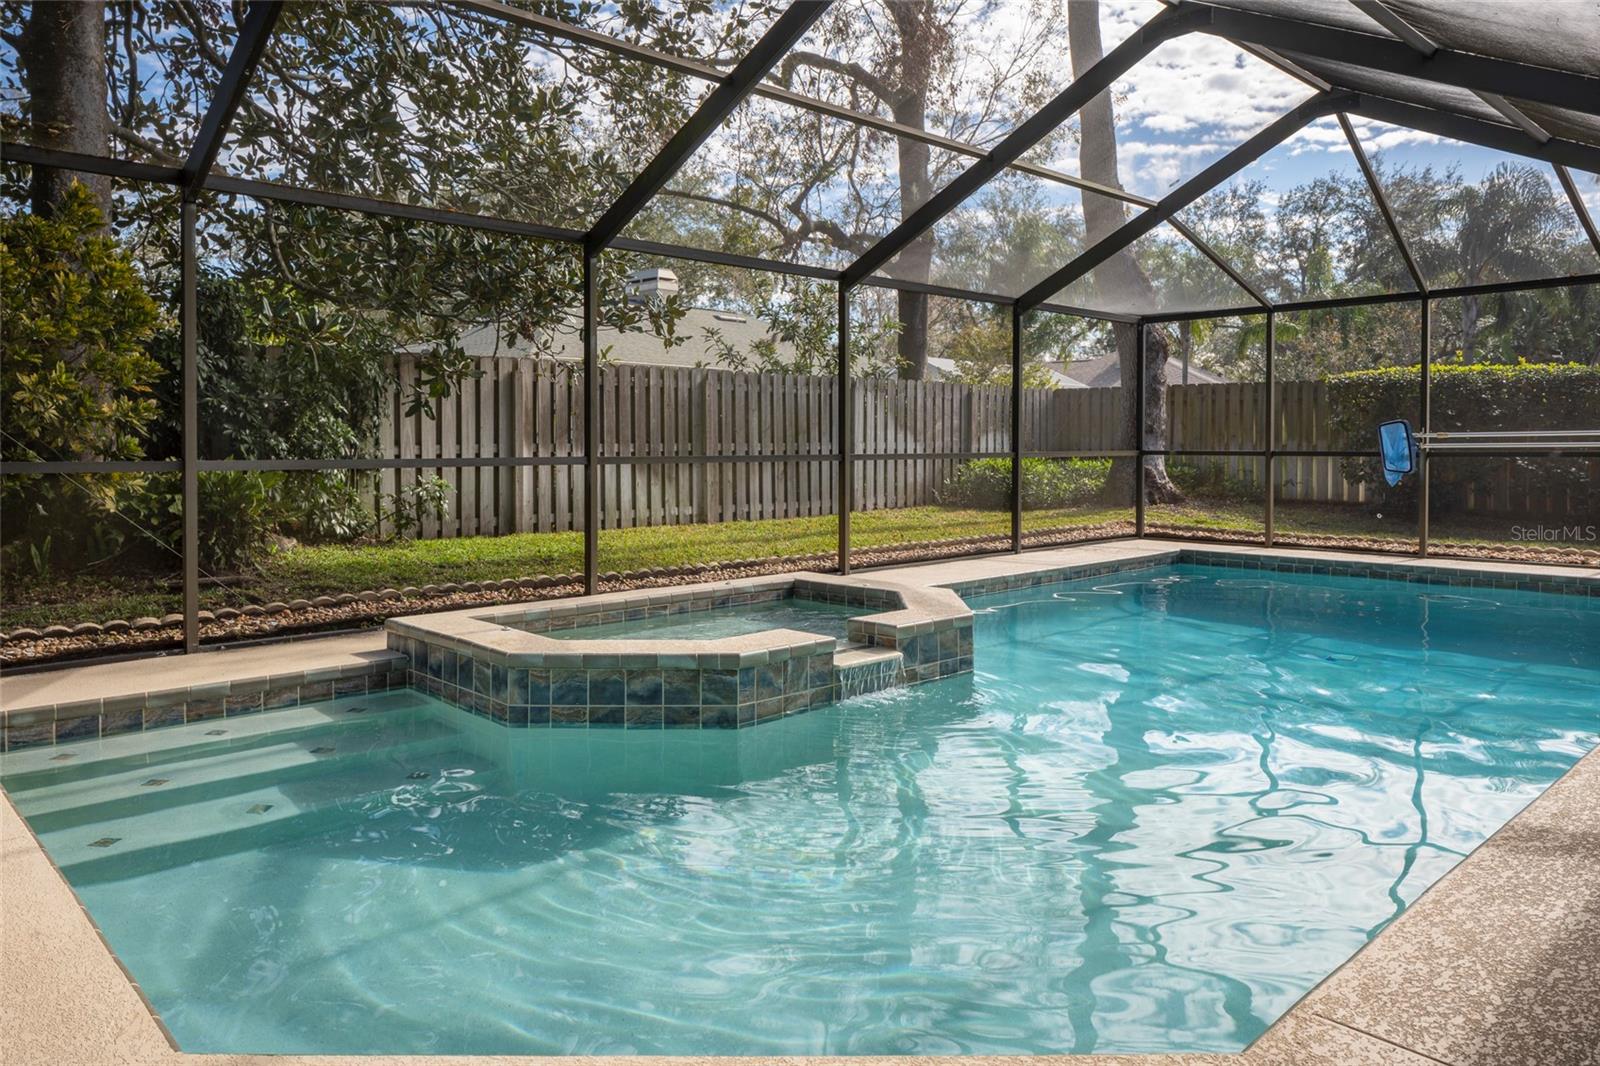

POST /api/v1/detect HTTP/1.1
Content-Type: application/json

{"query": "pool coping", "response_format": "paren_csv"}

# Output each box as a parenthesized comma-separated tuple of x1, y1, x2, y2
(3, 538, 1598, 1064)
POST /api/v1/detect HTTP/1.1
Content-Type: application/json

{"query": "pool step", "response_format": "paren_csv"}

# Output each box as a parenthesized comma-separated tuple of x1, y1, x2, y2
(16, 718, 459, 832)
(834, 644, 904, 699)
(46, 740, 494, 884)
(0, 692, 431, 787)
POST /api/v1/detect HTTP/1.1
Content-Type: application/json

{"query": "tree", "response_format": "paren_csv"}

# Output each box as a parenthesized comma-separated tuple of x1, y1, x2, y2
(1067, 0, 1180, 502)
(1438, 163, 1581, 361)
(12, 1, 110, 220)
(3, 1, 733, 436)
(0, 181, 162, 462)
(642, 0, 1072, 379)
(1, 1, 765, 549)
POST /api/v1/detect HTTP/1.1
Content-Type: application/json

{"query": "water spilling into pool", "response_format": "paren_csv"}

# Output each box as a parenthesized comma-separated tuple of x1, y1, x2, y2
(4, 564, 1597, 1055)
(834, 649, 904, 697)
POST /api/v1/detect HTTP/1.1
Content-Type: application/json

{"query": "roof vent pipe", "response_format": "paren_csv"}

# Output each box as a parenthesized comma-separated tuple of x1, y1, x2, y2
(627, 267, 679, 303)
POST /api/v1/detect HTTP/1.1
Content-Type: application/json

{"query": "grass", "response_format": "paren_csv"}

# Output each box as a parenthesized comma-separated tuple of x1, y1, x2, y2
(1, 499, 1586, 631)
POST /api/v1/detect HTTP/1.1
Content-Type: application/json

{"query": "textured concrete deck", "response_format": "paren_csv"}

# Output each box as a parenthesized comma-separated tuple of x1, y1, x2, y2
(4, 538, 1597, 1064)
(0, 631, 399, 711)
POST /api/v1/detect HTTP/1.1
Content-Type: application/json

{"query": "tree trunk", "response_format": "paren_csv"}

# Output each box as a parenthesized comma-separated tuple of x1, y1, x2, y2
(1460, 293, 1481, 362)
(896, 285, 930, 379)
(888, 2, 937, 380)
(22, 1, 112, 223)
(892, 98, 932, 380)
(1068, 1, 1181, 503)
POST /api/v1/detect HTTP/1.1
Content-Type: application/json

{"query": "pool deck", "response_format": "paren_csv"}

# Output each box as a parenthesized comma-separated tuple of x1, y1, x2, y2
(4, 538, 1598, 1065)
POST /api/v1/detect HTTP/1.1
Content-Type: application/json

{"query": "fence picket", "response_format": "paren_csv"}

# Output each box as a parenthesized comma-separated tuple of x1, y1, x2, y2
(373, 357, 1551, 536)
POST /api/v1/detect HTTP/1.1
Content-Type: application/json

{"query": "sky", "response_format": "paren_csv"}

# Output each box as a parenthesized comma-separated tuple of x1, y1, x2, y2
(1062, 0, 1568, 202)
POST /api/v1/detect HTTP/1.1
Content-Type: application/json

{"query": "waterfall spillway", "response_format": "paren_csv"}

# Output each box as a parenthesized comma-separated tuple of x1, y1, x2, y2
(833, 646, 904, 699)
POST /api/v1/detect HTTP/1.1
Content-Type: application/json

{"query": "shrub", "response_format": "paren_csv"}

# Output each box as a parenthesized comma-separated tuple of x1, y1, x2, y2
(1, 184, 168, 581)
(118, 472, 291, 573)
(1168, 460, 1260, 502)
(0, 182, 165, 463)
(1327, 362, 1599, 514)
(939, 458, 1113, 510)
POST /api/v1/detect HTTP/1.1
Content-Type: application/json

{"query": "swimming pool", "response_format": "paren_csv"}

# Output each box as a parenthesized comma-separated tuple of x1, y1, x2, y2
(3, 563, 1596, 1055)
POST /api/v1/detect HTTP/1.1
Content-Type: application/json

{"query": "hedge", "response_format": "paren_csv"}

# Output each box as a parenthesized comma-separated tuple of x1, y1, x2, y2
(938, 458, 1114, 510)
(1328, 362, 1599, 514)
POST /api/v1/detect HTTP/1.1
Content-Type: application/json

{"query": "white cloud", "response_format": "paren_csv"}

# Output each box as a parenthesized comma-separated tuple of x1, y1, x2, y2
(1344, 117, 1443, 154)
(1111, 35, 1311, 140)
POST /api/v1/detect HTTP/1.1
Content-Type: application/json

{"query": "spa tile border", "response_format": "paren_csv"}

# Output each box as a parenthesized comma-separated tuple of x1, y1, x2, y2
(386, 572, 974, 729)
(480, 574, 904, 636)
(938, 552, 1183, 597)
(401, 648, 838, 729)
(1, 655, 409, 752)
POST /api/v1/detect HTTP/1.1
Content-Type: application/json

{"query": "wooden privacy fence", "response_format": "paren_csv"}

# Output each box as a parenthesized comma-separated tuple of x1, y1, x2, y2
(372, 357, 1021, 538)
(369, 357, 1568, 538)
(1047, 380, 1362, 502)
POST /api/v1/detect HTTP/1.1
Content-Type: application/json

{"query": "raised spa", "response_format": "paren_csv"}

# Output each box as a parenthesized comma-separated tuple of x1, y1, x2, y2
(384, 572, 975, 728)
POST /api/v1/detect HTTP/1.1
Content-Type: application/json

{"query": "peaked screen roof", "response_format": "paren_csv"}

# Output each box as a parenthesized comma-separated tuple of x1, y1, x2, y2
(3, 0, 1598, 319)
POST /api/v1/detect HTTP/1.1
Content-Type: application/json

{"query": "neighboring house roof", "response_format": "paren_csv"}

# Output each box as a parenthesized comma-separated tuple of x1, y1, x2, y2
(924, 356, 1086, 389)
(445, 325, 1224, 388)
(450, 308, 795, 369)
(1046, 354, 1229, 388)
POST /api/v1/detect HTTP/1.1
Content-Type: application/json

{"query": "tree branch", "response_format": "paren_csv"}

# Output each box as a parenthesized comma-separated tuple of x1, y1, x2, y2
(777, 50, 901, 111)
(260, 201, 338, 303)
(657, 187, 794, 236)
(109, 123, 183, 165)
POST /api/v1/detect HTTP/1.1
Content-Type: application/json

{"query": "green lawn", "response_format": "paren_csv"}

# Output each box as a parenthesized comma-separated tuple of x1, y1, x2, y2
(0, 499, 1585, 631)
(2, 504, 1116, 629)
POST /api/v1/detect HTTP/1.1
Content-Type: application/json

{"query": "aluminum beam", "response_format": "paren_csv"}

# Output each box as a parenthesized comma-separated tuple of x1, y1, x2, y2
(1017, 94, 1351, 313)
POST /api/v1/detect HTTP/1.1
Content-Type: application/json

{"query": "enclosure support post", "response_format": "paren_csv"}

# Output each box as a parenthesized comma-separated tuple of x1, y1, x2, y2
(1418, 297, 1431, 557)
(1263, 310, 1276, 547)
(582, 253, 599, 594)
(1134, 321, 1147, 537)
(1011, 304, 1024, 553)
(180, 198, 200, 653)
(837, 285, 853, 575)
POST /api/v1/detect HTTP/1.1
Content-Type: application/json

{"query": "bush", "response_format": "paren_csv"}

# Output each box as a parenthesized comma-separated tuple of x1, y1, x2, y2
(1327, 362, 1599, 514)
(115, 472, 290, 573)
(0, 182, 165, 463)
(939, 458, 1113, 510)
(1168, 460, 1260, 502)
(1, 184, 169, 582)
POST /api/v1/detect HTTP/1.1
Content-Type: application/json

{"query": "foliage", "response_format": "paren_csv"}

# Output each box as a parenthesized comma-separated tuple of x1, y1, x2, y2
(1167, 460, 1260, 504)
(1328, 362, 1600, 513)
(0, 182, 164, 463)
(1174, 158, 1597, 381)
(378, 476, 453, 541)
(938, 457, 1114, 510)
(0, 184, 173, 583)
(936, 303, 1061, 389)
(107, 472, 287, 574)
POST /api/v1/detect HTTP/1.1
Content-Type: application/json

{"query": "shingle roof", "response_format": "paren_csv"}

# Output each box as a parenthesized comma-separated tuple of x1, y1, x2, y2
(451, 308, 796, 369)
(1045, 355, 1229, 388)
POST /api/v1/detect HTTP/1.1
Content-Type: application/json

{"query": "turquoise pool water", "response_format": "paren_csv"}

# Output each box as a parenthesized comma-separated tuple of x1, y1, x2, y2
(535, 595, 859, 641)
(4, 563, 1597, 1055)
